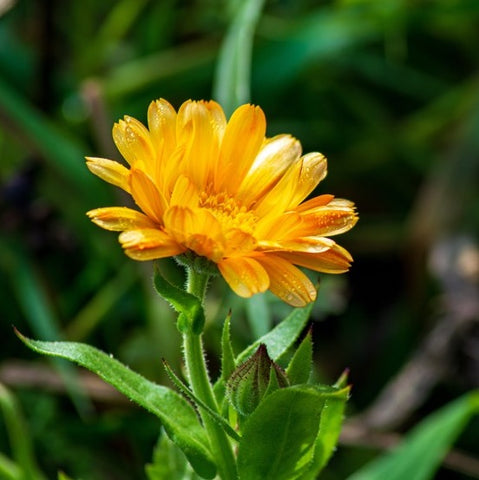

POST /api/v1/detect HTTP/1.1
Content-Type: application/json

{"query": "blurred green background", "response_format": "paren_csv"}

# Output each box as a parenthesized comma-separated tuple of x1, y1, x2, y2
(0, 0, 478, 479)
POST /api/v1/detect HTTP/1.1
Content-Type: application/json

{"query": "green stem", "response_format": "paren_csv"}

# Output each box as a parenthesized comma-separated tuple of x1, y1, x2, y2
(183, 268, 237, 480)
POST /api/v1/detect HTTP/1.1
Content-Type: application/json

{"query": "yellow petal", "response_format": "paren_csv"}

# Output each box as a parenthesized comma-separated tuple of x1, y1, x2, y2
(256, 255, 316, 307)
(258, 236, 334, 254)
(206, 100, 227, 143)
(130, 168, 167, 224)
(119, 229, 185, 260)
(287, 152, 327, 208)
(169, 175, 200, 208)
(87, 207, 157, 231)
(86, 157, 131, 193)
(224, 228, 257, 256)
(216, 104, 266, 193)
(297, 207, 358, 237)
(176, 101, 222, 188)
(278, 243, 353, 274)
(218, 257, 269, 298)
(112, 116, 155, 167)
(147, 98, 177, 158)
(295, 194, 334, 213)
(237, 134, 302, 206)
(254, 152, 327, 218)
(164, 206, 225, 260)
(254, 211, 302, 240)
(147, 98, 177, 189)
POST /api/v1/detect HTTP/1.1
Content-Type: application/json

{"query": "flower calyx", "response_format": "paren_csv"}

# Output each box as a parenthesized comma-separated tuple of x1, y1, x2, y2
(226, 343, 289, 417)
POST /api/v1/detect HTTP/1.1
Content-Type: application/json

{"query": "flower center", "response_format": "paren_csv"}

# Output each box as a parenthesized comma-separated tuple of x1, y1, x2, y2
(199, 190, 257, 234)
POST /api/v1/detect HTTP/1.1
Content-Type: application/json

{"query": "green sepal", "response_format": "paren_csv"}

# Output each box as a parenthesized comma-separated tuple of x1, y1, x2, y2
(175, 251, 219, 277)
(153, 263, 205, 334)
(264, 364, 288, 398)
(334, 368, 350, 388)
(221, 312, 236, 382)
(286, 327, 313, 385)
(16, 332, 216, 479)
(227, 344, 288, 417)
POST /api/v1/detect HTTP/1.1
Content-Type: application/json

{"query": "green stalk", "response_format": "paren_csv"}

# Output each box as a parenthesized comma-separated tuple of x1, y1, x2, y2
(183, 269, 238, 480)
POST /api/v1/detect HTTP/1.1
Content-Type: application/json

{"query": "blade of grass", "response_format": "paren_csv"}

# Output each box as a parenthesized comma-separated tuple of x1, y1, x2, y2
(0, 383, 47, 480)
(347, 391, 479, 480)
(101, 40, 216, 100)
(252, 7, 377, 94)
(79, 0, 151, 73)
(65, 262, 136, 341)
(213, 0, 266, 116)
(1, 240, 92, 417)
(0, 453, 21, 480)
(0, 77, 109, 204)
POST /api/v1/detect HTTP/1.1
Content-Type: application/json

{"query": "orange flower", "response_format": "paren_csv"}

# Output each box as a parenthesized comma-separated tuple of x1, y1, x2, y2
(87, 99, 357, 306)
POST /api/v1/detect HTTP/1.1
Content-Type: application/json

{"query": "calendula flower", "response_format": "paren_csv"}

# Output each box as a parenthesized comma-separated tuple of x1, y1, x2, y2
(87, 99, 357, 306)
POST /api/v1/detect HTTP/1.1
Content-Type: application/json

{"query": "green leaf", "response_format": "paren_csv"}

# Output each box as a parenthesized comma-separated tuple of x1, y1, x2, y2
(221, 313, 236, 382)
(162, 360, 241, 442)
(300, 385, 350, 479)
(153, 264, 205, 334)
(146, 430, 202, 480)
(286, 328, 313, 385)
(16, 334, 217, 480)
(236, 303, 313, 364)
(237, 385, 327, 480)
(213, 0, 266, 115)
(347, 391, 479, 480)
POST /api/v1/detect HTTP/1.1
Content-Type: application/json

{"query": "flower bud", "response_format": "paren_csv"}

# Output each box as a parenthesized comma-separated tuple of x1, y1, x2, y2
(226, 344, 289, 416)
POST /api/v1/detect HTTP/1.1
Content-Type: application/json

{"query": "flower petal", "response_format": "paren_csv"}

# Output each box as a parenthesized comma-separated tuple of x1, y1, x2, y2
(295, 194, 334, 213)
(170, 175, 200, 208)
(278, 243, 353, 274)
(216, 104, 266, 193)
(147, 98, 177, 158)
(237, 134, 301, 206)
(130, 168, 167, 224)
(164, 206, 225, 261)
(254, 153, 327, 218)
(254, 211, 302, 240)
(258, 236, 334, 254)
(224, 228, 257, 256)
(287, 152, 328, 208)
(147, 98, 178, 190)
(87, 207, 157, 231)
(256, 255, 317, 307)
(297, 206, 358, 237)
(176, 101, 223, 188)
(119, 228, 185, 260)
(113, 116, 155, 168)
(218, 257, 269, 298)
(86, 157, 131, 193)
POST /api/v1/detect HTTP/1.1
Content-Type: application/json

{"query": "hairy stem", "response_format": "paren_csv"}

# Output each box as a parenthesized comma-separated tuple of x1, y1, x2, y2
(183, 268, 237, 480)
